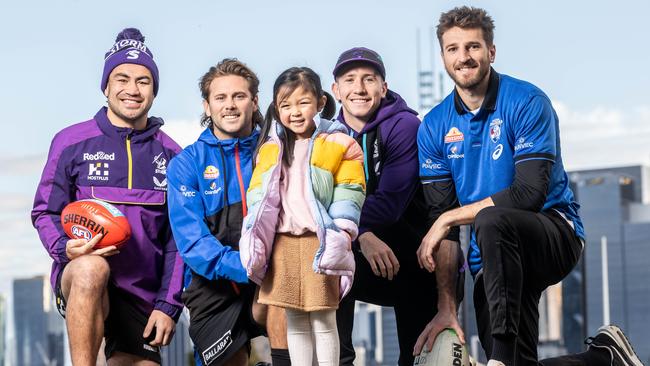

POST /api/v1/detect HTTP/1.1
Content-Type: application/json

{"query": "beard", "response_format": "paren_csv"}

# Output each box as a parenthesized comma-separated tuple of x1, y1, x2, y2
(446, 58, 491, 90)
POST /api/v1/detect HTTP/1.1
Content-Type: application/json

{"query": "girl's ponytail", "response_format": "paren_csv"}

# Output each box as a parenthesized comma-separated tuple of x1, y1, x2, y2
(320, 92, 337, 120)
(252, 101, 277, 166)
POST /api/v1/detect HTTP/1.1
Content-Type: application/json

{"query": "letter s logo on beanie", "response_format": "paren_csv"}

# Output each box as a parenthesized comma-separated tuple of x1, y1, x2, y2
(126, 50, 140, 60)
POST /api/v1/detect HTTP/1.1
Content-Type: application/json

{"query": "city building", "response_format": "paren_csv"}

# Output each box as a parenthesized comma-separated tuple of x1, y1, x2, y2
(12, 276, 64, 366)
(351, 303, 399, 365)
(569, 165, 650, 364)
(0, 295, 6, 366)
(349, 165, 650, 364)
(463, 165, 650, 363)
(160, 310, 192, 366)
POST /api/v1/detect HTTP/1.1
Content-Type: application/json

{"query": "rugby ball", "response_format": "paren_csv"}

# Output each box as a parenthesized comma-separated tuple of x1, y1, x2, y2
(61, 199, 131, 249)
(414, 329, 470, 366)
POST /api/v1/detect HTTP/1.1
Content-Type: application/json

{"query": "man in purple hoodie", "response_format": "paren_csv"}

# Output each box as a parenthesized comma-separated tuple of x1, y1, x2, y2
(31, 28, 183, 366)
(331, 47, 465, 366)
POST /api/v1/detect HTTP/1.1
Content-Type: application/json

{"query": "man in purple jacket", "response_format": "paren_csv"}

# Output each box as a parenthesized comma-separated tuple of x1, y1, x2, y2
(331, 47, 465, 366)
(31, 28, 183, 366)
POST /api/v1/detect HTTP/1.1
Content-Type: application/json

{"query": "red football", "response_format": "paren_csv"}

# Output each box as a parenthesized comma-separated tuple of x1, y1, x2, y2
(61, 199, 131, 249)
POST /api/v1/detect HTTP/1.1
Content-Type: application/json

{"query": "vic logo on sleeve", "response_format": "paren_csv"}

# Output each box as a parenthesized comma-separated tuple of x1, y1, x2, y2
(422, 158, 442, 170)
(180, 185, 196, 197)
(514, 137, 534, 151)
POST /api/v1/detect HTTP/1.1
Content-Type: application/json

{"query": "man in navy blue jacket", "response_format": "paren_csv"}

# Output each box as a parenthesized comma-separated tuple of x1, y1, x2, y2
(331, 47, 465, 366)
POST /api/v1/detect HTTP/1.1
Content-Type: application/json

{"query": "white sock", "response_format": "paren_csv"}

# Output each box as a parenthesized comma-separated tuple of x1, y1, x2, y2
(285, 309, 339, 366)
(286, 309, 313, 365)
(311, 310, 339, 366)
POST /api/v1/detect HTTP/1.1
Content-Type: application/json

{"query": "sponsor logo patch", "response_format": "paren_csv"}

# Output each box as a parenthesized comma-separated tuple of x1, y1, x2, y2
(421, 158, 442, 170)
(88, 163, 109, 181)
(83, 151, 115, 161)
(515, 137, 534, 151)
(203, 165, 220, 180)
(205, 181, 223, 196)
(492, 143, 504, 160)
(180, 185, 196, 197)
(448, 145, 464, 159)
(202, 330, 232, 365)
(142, 344, 158, 352)
(153, 176, 167, 189)
(444, 127, 464, 143)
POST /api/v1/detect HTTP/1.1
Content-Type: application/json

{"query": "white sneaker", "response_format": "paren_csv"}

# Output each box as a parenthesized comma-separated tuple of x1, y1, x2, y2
(585, 325, 643, 366)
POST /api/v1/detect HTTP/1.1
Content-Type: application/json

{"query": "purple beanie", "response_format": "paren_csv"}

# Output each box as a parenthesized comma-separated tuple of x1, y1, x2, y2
(100, 28, 159, 96)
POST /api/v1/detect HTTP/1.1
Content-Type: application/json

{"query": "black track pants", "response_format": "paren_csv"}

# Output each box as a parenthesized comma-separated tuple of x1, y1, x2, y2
(473, 206, 582, 366)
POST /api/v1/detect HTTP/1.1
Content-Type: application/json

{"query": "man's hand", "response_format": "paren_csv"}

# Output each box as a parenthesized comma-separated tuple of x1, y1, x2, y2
(143, 310, 175, 346)
(413, 310, 465, 355)
(359, 232, 400, 280)
(417, 214, 452, 272)
(66, 234, 119, 260)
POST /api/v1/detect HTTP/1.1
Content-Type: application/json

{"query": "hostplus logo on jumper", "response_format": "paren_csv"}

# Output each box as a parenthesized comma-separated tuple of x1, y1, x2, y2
(87, 163, 109, 180)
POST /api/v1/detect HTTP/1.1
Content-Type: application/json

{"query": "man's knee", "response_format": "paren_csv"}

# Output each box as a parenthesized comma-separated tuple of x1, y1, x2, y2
(252, 300, 267, 327)
(107, 352, 158, 366)
(64, 255, 110, 296)
(474, 206, 515, 239)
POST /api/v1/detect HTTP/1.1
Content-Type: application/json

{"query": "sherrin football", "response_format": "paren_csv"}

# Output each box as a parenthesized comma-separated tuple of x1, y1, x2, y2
(61, 199, 131, 249)
(414, 329, 470, 366)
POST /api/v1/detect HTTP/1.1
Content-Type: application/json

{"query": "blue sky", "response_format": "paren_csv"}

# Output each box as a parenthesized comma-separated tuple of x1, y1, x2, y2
(1, 0, 650, 345)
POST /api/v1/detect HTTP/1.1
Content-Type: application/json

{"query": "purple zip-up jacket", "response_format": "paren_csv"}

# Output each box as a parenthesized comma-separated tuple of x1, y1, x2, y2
(31, 107, 184, 321)
(337, 90, 420, 237)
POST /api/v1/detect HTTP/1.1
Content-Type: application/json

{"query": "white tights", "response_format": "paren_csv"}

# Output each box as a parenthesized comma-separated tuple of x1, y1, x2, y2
(285, 308, 339, 366)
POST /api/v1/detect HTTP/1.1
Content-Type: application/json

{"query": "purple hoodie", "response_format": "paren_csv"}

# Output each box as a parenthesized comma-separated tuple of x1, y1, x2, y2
(337, 90, 420, 237)
(31, 107, 184, 320)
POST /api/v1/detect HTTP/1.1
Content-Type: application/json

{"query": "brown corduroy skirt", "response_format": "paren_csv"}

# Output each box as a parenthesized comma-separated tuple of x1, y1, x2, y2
(258, 233, 339, 312)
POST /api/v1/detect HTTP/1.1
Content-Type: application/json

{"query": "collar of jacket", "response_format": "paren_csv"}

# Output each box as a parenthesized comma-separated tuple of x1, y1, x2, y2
(94, 106, 163, 142)
(336, 89, 417, 136)
(198, 126, 260, 151)
(453, 67, 500, 115)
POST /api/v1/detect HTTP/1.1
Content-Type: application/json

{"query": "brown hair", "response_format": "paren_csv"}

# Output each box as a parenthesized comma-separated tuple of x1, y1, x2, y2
(198, 58, 264, 128)
(436, 6, 495, 46)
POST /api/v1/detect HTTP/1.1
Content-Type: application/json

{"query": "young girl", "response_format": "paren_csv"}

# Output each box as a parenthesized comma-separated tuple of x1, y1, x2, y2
(239, 67, 365, 365)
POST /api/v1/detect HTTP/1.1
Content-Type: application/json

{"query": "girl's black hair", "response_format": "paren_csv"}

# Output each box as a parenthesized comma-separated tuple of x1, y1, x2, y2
(255, 67, 336, 166)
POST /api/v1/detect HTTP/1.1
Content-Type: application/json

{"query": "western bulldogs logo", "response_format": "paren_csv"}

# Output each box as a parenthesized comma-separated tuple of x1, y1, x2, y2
(489, 118, 502, 143)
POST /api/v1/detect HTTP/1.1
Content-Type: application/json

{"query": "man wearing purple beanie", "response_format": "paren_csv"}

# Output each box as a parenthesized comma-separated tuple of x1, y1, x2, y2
(32, 28, 183, 365)
(331, 47, 465, 366)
